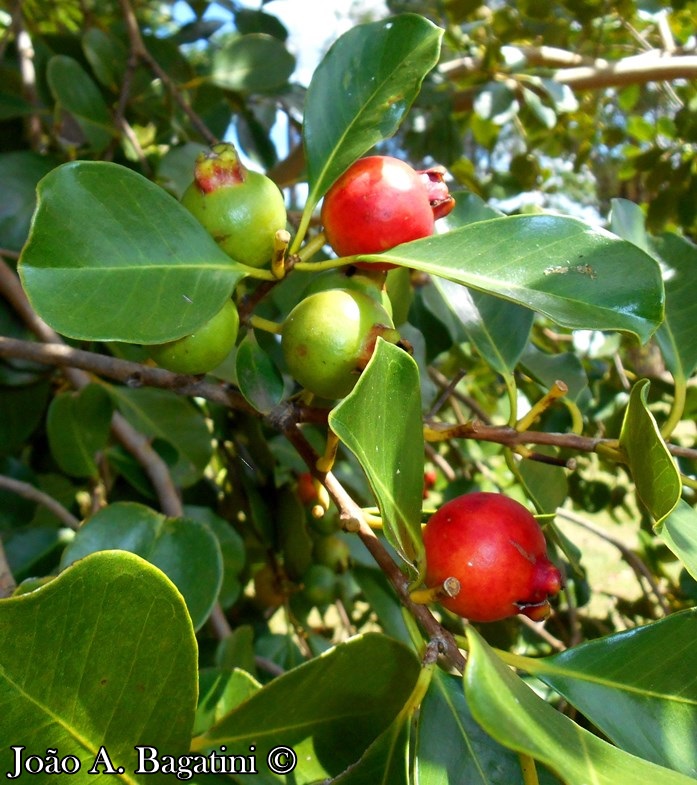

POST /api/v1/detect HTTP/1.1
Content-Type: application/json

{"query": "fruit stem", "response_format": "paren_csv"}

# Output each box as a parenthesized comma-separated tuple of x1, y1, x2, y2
(661, 372, 687, 440)
(515, 380, 568, 432)
(293, 256, 359, 273)
(271, 229, 292, 280)
(519, 754, 540, 785)
(316, 429, 340, 474)
(248, 315, 283, 335)
(296, 231, 328, 262)
(410, 577, 460, 605)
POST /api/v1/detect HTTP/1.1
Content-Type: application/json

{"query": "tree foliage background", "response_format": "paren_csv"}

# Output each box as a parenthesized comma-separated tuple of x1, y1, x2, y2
(1, 0, 697, 783)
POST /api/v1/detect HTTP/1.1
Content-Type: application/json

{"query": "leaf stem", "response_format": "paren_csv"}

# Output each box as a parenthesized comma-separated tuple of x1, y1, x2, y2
(297, 230, 328, 262)
(248, 315, 284, 335)
(661, 373, 687, 440)
(519, 753, 540, 785)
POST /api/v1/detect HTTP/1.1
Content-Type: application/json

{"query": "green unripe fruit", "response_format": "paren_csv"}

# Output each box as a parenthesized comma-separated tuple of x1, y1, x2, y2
(181, 142, 287, 268)
(148, 299, 239, 375)
(304, 268, 393, 319)
(301, 564, 337, 607)
(281, 288, 400, 399)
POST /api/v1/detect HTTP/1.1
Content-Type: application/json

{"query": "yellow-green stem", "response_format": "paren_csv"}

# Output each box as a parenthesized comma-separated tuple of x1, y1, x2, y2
(294, 256, 359, 273)
(503, 372, 518, 427)
(519, 753, 540, 785)
(516, 380, 568, 433)
(248, 315, 283, 335)
(296, 231, 328, 262)
(661, 373, 687, 440)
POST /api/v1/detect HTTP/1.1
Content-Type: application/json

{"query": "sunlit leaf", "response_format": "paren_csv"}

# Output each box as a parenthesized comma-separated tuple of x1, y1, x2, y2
(619, 379, 681, 525)
(303, 14, 442, 212)
(361, 215, 664, 343)
(516, 609, 697, 777)
(465, 627, 696, 785)
(0, 551, 197, 783)
(19, 162, 245, 343)
(330, 340, 425, 571)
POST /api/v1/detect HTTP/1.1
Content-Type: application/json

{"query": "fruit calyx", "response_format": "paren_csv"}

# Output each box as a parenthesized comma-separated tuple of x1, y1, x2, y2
(191, 142, 247, 194)
(418, 165, 456, 220)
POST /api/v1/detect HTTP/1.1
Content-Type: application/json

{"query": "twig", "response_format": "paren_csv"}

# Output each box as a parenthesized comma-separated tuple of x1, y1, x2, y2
(118, 0, 217, 145)
(556, 508, 670, 616)
(0, 261, 185, 517)
(0, 474, 81, 530)
(0, 541, 16, 598)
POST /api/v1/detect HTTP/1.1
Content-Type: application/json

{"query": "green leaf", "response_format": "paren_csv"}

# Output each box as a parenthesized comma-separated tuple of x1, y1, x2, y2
(659, 499, 697, 583)
(331, 707, 410, 784)
(464, 626, 697, 785)
(0, 151, 57, 252)
(19, 161, 245, 343)
(329, 340, 425, 571)
(303, 14, 442, 210)
(515, 609, 697, 777)
(520, 344, 588, 403)
(195, 668, 261, 736)
(618, 379, 681, 525)
(362, 214, 664, 343)
(651, 232, 697, 379)
(82, 27, 128, 91)
(109, 386, 213, 488)
(610, 197, 651, 254)
(60, 502, 223, 630)
(415, 668, 528, 784)
(211, 33, 295, 93)
(46, 55, 113, 152)
(0, 381, 51, 457)
(46, 383, 113, 477)
(235, 330, 285, 414)
(192, 633, 420, 782)
(0, 550, 197, 782)
(431, 277, 534, 375)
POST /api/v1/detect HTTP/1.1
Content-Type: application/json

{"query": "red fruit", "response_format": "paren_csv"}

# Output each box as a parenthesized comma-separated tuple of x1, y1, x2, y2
(320, 156, 454, 269)
(423, 492, 562, 623)
(297, 472, 318, 506)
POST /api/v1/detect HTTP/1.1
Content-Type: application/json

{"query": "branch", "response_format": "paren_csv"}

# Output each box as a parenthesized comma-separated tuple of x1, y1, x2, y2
(444, 47, 697, 110)
(0, 474, 80, 530)
(0, 261, 184, 517)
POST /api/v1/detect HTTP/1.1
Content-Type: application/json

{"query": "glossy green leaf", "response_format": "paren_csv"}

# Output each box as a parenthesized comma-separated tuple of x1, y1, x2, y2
(46, 383, 113, 477)
(515, 609, 697, 776)
(19, 161, 245, 343)
(0, 151, 57, 252)
(184, 506, 246, 609)
(60, 502, 223, 630)
(651, 232, 697, 379)
(212, 33, 295, 93)
(415, 668, 529, 785)
(329, 340, 425, 571)
(195, 668, 260, 736)
(610, 197, 651, 254)
(192, 633, 420, 783)
(303, 14, 442, 209)
(46, 55, 113, 152)
(235, 330, 285, 414)
(659, 499, 697, 582)
(465, 627, 696, 785)
(331, 707, 410, 784)
(109, 386, 213, 488)
(432, 277, 534, 374)
(619, 379, 681, 525)
(362, 214, 664, 343)
(0, 550, 197, 782)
